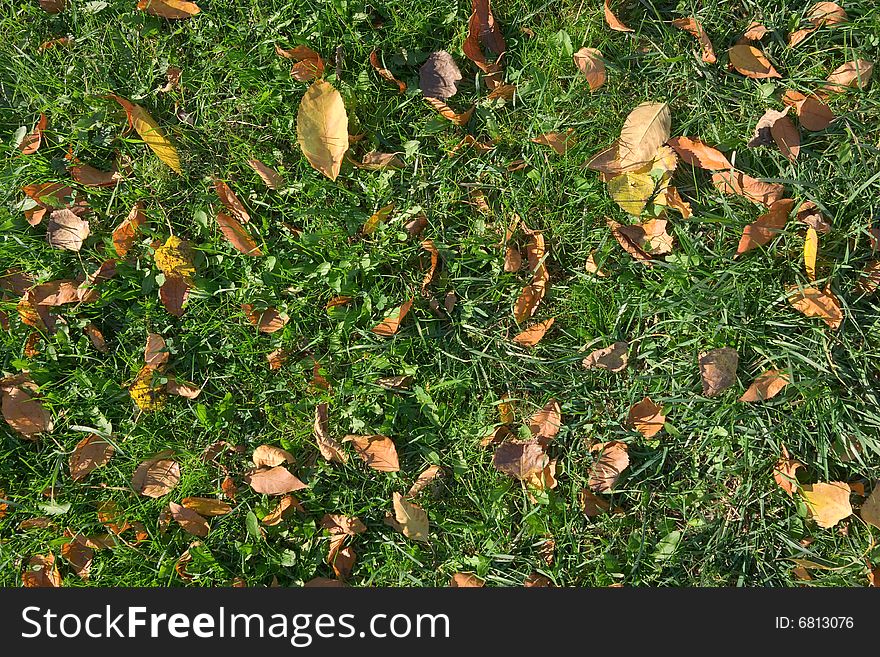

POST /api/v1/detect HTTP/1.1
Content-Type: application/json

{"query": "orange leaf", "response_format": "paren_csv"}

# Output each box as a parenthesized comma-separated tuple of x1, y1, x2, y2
(137, 0, 201, 19)
(573, 48, 606, 91)
(343, 434, 400, 472)
(667, 136, 732, 170)
(627, 396, 665, 438)
(604, 0, 633, 32)
(712, 170, 785, 207)
(589, 441, 629, 493)
(216, 211, 262, 256)
(531, 129, 575, 155)
(369, 50, 406, 93)
(246, 158, 284, 189)
(242, 304, 288, 333)
(736, 198, 795, 255)
(727, 44, 781, 78)
(671, 17, 716, 64)
(371, 299, 413, 336)
(512, 317, 555, 347)
(19, 113, 47, 155)
(787, 285, 843, 329)
(739, 369, 789, 402)
(213, 178, 250, 224)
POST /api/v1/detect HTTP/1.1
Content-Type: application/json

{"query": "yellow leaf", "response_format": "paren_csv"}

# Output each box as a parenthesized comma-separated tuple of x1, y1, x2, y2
(296, 80, 349, 180)
(801, 482, 852, 529)
(154, 235, 195, 283)
(362, 203, 394, 235)
(109, 95, 181, 173)
(607, 172, 655, 216)
(804, 227, 818, 281)
(617, 102, 671, 169)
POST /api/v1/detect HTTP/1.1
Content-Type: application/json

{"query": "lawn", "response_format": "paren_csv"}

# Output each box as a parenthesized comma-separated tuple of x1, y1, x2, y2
(1, 0, 880, 588)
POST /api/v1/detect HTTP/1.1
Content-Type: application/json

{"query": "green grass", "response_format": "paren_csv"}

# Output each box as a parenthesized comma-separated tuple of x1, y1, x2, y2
(1, 0, 880, 587)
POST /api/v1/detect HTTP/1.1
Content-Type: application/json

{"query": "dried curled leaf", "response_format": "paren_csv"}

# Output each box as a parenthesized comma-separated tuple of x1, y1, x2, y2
(420, 51, 462, 100)
(46, 209, 90, 252)
(242, 304, 288, 333)
(462, 0, 506, 87)
(247, 158, 284, 189)
(671, 17, 716, 64)
(275, 44, 325, 82)
(315, 403, 347, 464)
(424, 97, 474, 125)
(113, 202, 147, 257)
(296, 80, 349, 181)
(370, 50, 406, 93)
(20, 113, 47, 155)
(699, 347, 739, 397)
(22, 554, 61, 588)
(604, 0, 633, 32)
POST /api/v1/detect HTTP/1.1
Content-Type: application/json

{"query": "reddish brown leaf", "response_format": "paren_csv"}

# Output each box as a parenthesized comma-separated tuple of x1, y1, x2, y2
(492, 440, 548, 480)
(275, 44, 325, 81)
(70, 163, 122, 187)
(245, 466, 307, 495)
(0, 377, 53, 438)
(315, 403, 347, 464)
(528, 399, 562, 444)
(712, 170, 785, 207)
(20, 113, 47, 155)
(246, 158, 284, 189)
(671, 17, 717, 64)
(424, 97, 473, 125)
(369, 50, 406, 93)
(343, 434, 400, 472)
(371, 299, 413, 336)
(169, 502, 209, 537)
(627, 397, 665, 438)
(667, 136, 732, 170)
(22, 554, 61, 587)
(61, 537, 94, 580)
(213, 178, 250, 224)
(69, 434, 114, 481)
(262, 495, 305, 525)
(159, 275, 189, 317)
(797, 97, 834, 131)
(242, 304, 288, 333)
(84, 323, 108, 352)
(462, 0, 507, 86)
(531, 129, 575, 155)
(512, 318, 555, 347)
(589, 441, 629, 493)
(740, 370, 790, 402)
(113, 202, 147, 257)
(217, 211, 262, 256)
(736, 198, 795, 255)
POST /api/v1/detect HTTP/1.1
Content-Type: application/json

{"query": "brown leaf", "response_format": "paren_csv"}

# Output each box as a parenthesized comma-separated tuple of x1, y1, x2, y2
(19, 517, 55, 530)
(671, 17, 716, 64)
(617, 102, 671, 168)
(809, 2, 848, 27)
(304, 577, 345, 587)
(580, 488, 616, 517)
(666, 186, 692, 219)
(132, 458, 180, 497)
(158, 66, 181, 92)
(739, 369, 789, 402)
(69, 434, 114, 481)
(603, 0, 633, 32)
(512, 318, 555, 347)
(20, 113, 47, 155)
(245, 466, 307, 495)
(802, 482, 852, 528)
(747, 107, 790, 148)
(329, 543, 356, 579)
(246, 158, 284, 189)
(371, 299, 413, 336)
(46, 209, 90, 252)
(861, 486, 880, 531)
(607, 218, 653, 265)
(618, 219, 674, 256)
(351, 151, 404, 170)
(513, 281, 548, 322)
(667, 136, 732, 170)
(627, 397, 665, 438)
(741, 22, 769, 42)
(788, 28, 814, 47)
(419, 50, 462, 100)
(770, 115, 800, 161)
(728, 44, 781, 78)
(321, 514, 367, 536)
(159, 275, 189, 317)
(527, 399, 561, 445)
(113, 202, 147, 257)
(252, 444, 294, 468)
(736, 198, 795, 255)
(856, 261, 880, 295)
(242, 304, 288, 333)
(589, 441, 629, 493)
(699, 347, 739, 397)
(573, 48, 606, 91)
(376, 375, 414, 391)
(262, 495, 305, 525)
(787, 285, 843, 329)
(315, 403, 347, 463)
(391, 492, 429, 542)
(493, 440, 548, 480)
(797, 97, 835, 131)
(84, 323, 108, 352)
(1, 378, 53, 438)
(144, 333, 168, 367)
(369, 50, 406, 93)
(450, 572, 485, 587)
(773, 446, 803, 496)
(462, 0, 506, 86)
(712, 170, 785, 207)
(343, 434, 400, 472)
(181, 497, 232, 517)
(582, 341, 629, 373)
(61, 537, 94, 580)
(39, 0, 66, 13)
(424, 97, 474, 125)
(216, 211, 262, 256)
(407, 465, 443, 498)
(213, 178, 250, 224)
(22, 554, 62, 587)
(504, 245, 523, 272)
(137, 0, 201, 19)
(585, 251, 608, 276)
(275, 44, 325, 81)
(822, 59, 873, 94)
(421, 239, 440, 292)
(531, 129, 575, 155)
(169, 501, 209, 537)
(69, 163, 122, 187)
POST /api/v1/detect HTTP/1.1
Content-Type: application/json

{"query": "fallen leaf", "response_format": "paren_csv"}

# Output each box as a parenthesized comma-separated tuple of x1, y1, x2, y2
(262, 495, 305, 525)
(391, 492, 429, 542)
(531, 129, 575, 155)
(525, 459, 558, 499)
(132, 458, 180, 497)
(585, 251, 608, 276)
(421, 239, 439, 292)
(603, 0, 633, 32)
(740, 369, 789, 402)
(275, 44, 324, 82)
(748, 107, 790, 148)
(856, 261, 880, 295)
(20, 113, 47, 155)
(582, 341, 629, 372)
(666, 186, 692, 218)
(787, 285, 842, 329)
(420, 51, 462, 100)
(573, 48, 606, 91)
(253, 445, 294, 469)
(607, 218, 653, 265)
(144, 333, 168, 367)
(618, 219, 674, 255)
(19, 517, 55, 530)
(822, 59, 873, 94)
(168, 502, 209, 537)
(343, 434, 400, 472)
(580, 488, 615, 517)
(512, 318, 555, 347)
(712, 170, 785, 207)
(699, 347, 739, 397)
(154, 235, 195, 283)
(69, 434, 114, 481)
(351, 151, 404, 171)
(246, 466, 307, 495)
(809, 2, 848, 26)
(450, 572, 484, 587)
(773, 445, 803, 496)
(315, 403, 347, 463)
(246, 158, 283, 189)
(627, 396, 665, 438)
(589, 441, 629, 493)
(216, 211, 262, 256)
(371, 299, 413, 336)
(181, 497, 232, 517)
(242, 304, 288, 333)
(61, 538, 93, 580)
(493, 440, 548, 480)
(617, 102, 671, 170)
(369, 50, 406, 93)
(46, 209, 90, 252)
(109, 95, 181, 173)
(423, 97, 474, 125)
(0, 377, 53, 438)
(462, 0, 506, 87)
(407, 465, 443, 498)
(770, 114, 800, 161)
(736, 198, 795, 255)
(330, 544, 356, 579)
(504, 245, 523, 272)
(728, 44, 781, 78)
(741, 22, 769, 41)
(513, 282, 547, 322)
(861, 486, 880, 530)
(69, 162, 122, 187)
(362, 202, 394, 235)
(788, 28, 814, 47)
(129, 366, 167, 411)
(608, 172, 655, 216)
(296, 80, 349, 181)
(22, 554, 61, 587)
(667, 136, 732, 170)
(804, 227, 818, 281)
(84, 323, 108, 352)
(39, 0, 66, 13)
(213, 179, 250, 224)
(487, 84, 516, 101)
(158, 65, 181, 92)
(528, 399, 561, 444)
(672, 17, 716, 64)
(802, 482, 852, 528)
(304, 577, 345, 587)
(159, 275, 189, 317)
(113, 202, 147, 257)
(321, 514, 367, 536)
(797, 97, 834, 131)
